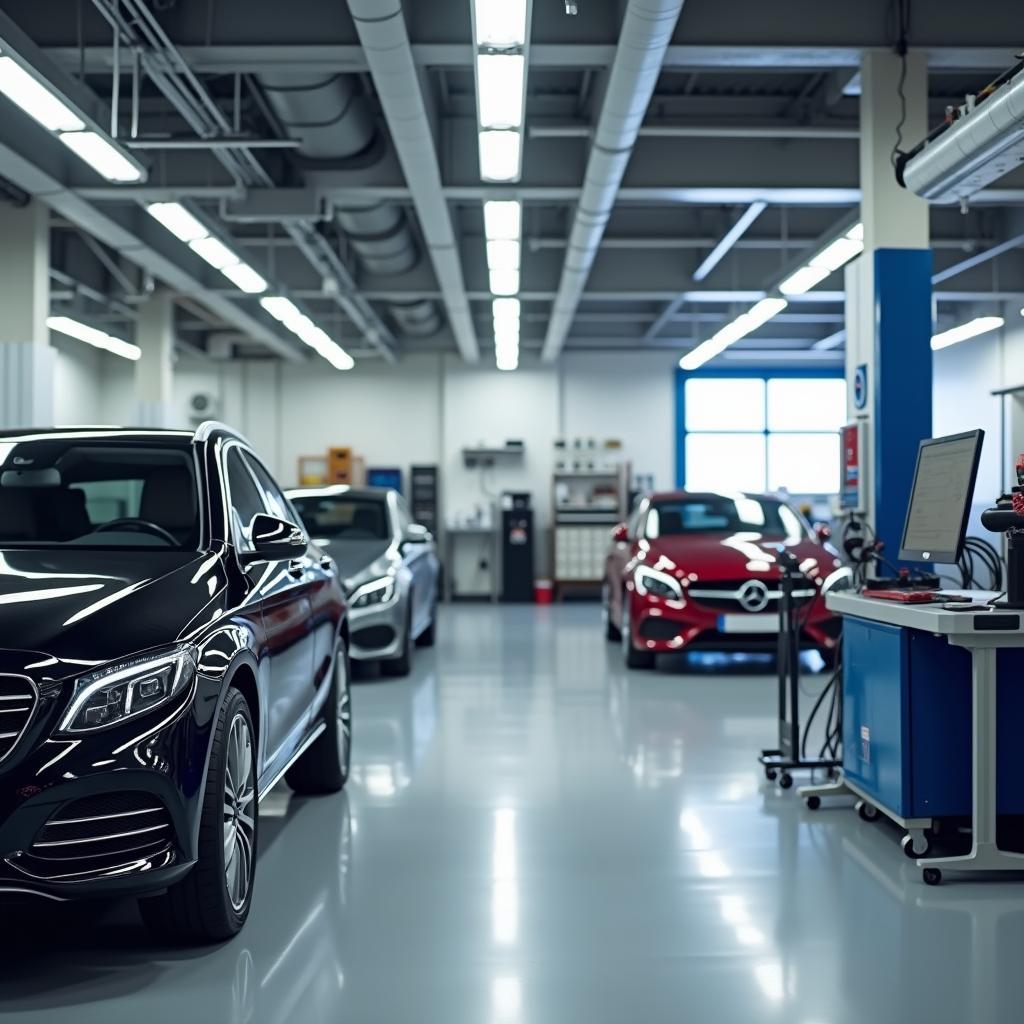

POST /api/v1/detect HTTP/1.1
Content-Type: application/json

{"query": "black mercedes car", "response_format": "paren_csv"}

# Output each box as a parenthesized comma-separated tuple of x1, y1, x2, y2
(0, 423, 350, 943)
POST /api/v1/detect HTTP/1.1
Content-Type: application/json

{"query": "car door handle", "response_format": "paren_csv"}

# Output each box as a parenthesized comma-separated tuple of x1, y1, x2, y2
(287, 559, 305, 580)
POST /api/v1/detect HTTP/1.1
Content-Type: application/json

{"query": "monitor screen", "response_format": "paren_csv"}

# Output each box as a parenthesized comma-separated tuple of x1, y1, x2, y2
(898, 429, 984, 564)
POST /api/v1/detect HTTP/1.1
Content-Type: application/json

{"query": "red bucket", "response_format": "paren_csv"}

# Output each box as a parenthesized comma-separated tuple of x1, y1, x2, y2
(534, 580, 554, 605)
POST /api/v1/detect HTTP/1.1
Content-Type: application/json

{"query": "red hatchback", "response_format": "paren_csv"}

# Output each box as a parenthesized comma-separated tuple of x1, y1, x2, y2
(603, 491, 846, 669)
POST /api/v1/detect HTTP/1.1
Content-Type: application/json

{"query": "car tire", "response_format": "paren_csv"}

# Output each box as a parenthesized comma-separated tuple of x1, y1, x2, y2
(382, 606, 413, 677)
(415, 602, 437, 648)
(139, 688, 257, 944)
(603, 581, 621, 642)
(621, 592, 655, 669)
(287, 642, 352, 795)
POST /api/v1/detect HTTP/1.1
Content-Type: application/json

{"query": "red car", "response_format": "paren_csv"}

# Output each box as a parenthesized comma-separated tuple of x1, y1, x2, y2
(603, 491, 846, 669)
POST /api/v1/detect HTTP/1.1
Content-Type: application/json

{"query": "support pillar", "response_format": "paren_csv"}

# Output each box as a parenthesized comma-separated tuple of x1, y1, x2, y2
(845, 50, 933, 565)
(0, 201, 53, 428)
(134, 290, 177, 428)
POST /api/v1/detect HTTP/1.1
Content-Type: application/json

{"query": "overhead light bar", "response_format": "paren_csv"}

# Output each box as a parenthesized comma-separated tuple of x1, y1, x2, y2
(679, 298, 788, 371)
(260, 295, 354, 371)
(484, 199, 522, 239)
(0, 49, 144, 183)
(492, 296, 521, 371)
(472, 0, 530, 183)
(780, 222, 864, 296)
(146, 202, 268, 294)
(682, 220, 864, 370)
(931, 315, 1004, 351)
(483, 198, 524, 345)
(47, 315, 141, 361)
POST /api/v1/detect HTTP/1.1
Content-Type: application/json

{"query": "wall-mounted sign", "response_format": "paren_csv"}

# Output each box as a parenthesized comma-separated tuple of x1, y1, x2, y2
(853, 364, 868, 411)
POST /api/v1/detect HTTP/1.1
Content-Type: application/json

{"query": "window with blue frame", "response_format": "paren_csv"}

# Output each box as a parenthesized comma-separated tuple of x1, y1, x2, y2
(680, 375, 845, 495)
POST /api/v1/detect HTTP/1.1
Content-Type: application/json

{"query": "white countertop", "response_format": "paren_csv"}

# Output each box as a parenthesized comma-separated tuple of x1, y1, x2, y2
(826, 590, 1024, 638)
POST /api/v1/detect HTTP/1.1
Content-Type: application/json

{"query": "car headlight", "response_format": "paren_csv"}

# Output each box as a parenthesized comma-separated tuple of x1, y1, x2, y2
(59, 645, 197, 734)
(350, 576, 397, 608)
(634, 565, 683, 600)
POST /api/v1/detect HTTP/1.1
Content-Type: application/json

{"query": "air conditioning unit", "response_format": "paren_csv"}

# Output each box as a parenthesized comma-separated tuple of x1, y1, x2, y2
(188, 391, 219, 424)
(897, 64, 1024, 205)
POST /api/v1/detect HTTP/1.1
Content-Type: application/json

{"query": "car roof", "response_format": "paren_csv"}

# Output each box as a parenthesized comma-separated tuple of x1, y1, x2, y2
(0, 421, 247, 445)
(647, 490, 783, 503)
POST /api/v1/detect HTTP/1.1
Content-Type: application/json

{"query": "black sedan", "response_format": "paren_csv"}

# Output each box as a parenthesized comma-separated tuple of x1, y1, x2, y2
(0, 423, 350, 943)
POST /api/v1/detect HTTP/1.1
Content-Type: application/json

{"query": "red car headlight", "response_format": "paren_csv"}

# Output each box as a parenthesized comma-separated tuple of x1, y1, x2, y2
(634, 565, 683, 600)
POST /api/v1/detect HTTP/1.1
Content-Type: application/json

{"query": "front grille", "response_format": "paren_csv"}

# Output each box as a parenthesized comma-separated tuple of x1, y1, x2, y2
(14, 792, 175, 882)
(688, 579, 817, 611)
(0, 675, 37, 765)
(639, 618, 682, 641)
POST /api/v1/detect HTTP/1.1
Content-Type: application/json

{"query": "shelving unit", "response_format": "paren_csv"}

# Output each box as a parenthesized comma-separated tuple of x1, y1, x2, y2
(551, 451, 630, 599)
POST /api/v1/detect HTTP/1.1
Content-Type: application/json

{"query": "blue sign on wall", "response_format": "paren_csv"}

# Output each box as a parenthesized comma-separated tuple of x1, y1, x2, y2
(854, 363, 868, 410)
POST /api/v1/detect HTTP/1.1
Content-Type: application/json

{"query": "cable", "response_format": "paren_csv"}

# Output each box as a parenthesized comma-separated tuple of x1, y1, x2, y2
(889, 0, 912, 170)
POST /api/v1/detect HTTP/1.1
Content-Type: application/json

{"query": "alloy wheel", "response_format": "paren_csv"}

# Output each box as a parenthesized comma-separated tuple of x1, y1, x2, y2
(223, 712, 256, 912)
(336, 655, 352, 767)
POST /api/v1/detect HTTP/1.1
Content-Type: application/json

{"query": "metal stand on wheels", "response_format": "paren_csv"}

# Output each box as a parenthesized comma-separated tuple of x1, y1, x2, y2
(759, 556, 841, 789)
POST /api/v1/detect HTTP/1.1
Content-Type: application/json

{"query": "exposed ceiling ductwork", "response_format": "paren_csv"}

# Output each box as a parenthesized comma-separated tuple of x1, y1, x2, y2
(540, 0, 687, 362)
(346, 0, 480, 364)
(258, 71, 442, 338)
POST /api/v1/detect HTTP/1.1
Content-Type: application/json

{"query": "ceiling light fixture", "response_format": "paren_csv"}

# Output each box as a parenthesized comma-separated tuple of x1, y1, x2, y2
(47, 315, 141, 361)
(0, 48, 144, 183)
(931, 315, 1004, 351)
(484, 200, 522, 240)
(146, 202, 268, 295)
(679, 297, 788, 371)
(479, 130, 522, 183)
(477, 54, 526, 129)
(780, 222, 864, 296)
(473, 0, 528, 45)
(260, 295, 354, 370)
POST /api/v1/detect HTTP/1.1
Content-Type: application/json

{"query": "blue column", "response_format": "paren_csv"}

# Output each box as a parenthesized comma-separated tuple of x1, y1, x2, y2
(872, 248, 933, 567)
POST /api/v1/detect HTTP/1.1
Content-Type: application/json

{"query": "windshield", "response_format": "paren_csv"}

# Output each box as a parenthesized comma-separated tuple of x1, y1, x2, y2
(646, 496, 808, 540)
(0, 440, 199, 550)
(290, 495, 390, 541)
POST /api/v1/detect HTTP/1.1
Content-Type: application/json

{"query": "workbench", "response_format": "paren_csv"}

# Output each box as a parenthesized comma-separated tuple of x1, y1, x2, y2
(804, 590, 1024, 885)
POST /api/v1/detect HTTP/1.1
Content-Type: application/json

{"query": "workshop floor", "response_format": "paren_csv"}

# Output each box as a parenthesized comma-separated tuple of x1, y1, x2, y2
(0, 604, 1019, 1024)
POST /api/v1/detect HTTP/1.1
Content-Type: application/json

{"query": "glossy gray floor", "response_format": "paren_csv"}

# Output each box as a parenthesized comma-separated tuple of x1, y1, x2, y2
(1, 603, 1021, 1023)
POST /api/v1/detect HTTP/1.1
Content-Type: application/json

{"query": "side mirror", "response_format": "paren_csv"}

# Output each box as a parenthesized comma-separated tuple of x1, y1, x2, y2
(612, 522, 629, 544)
(239, 513, 308, 565)
(814, 522, 832, 543)
(401, 523, 432, 552)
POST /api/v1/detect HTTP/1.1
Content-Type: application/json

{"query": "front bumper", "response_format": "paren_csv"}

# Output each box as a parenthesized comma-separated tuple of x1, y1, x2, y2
(348, 593, 407, 662)
(0, 669, 218, 902)
(626, 588, 840, 655)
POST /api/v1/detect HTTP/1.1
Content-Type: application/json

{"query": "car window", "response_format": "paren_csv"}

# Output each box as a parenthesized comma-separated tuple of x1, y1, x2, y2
(0, 441, 198, 549)
(243, 453, 296, 524)
(394, 495, 411, 535)
(290, 495, 390, 541)
(225, 448, 265, 550)
(645, 496, 808, 540)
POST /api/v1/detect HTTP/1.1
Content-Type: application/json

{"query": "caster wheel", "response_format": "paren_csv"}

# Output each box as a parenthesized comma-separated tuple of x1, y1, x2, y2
(857, 800, 879, 822)
(923, 867, 943, 886)
(901, 834, 931, 859)
(765, 768, 778, 782)
(805, 795, 821, 810)
(779, 772, 793, 790)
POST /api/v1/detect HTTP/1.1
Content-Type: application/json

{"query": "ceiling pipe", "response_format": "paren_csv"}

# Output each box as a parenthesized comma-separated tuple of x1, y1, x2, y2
(540, 0, 687, 363)
(346, 0, 479, 363)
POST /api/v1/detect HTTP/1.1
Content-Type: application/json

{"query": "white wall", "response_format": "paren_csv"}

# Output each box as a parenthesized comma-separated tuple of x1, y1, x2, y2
(51, 337, 104, 425)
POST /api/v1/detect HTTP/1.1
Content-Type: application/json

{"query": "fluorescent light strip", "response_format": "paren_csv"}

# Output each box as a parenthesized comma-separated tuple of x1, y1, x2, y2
(0, 55, 85, 132)
(58, 130, 142, 183)
(679, 297, 788, 371)
(146, 202, 268, 294)
(780, 222, 863, 296)
(260, 295, 354, 370)
(486, 239, 521, 272)
(931, 316, 1003, 351)
(484, 200, 522, 240)
(477, 54, 525, 129)
(47, 315, 141, 361)
(479, 130, 522, 182)
(489, 268, 520, 296)
(473, 0, 528, 46)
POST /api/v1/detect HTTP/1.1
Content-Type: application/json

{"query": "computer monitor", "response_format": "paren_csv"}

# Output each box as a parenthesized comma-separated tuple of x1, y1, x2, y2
(898, 429, 985, 564)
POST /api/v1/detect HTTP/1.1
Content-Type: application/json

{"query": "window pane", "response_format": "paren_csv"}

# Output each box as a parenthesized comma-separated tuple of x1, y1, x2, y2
(685, 378, 765, 431)
(685, 434, 767, 493)
(767, 433, 840, 494)
(767, 377, 846, 431)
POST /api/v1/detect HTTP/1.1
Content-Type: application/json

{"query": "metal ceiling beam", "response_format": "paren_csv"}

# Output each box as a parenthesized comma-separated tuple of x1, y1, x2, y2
(530, 122, 860, 140)
(540, 0, 688, 362)
(692, 201, 767, 281)
(42, 44, 1020, 76)
(345, 0, 478, 363)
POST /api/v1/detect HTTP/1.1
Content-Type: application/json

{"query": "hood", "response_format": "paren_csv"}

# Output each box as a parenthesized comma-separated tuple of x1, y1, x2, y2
(317, 538, 394, 587)
(641, 532, 839, 584)
(0, 547, 225, 670)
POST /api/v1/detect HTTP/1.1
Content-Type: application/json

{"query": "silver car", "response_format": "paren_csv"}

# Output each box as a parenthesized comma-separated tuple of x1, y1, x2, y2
(286, 485, 440, 676)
